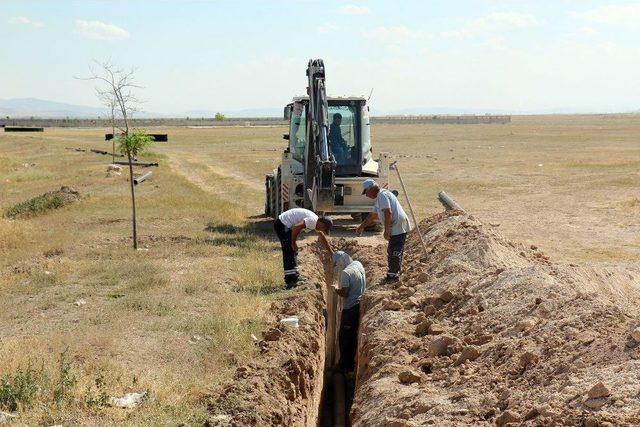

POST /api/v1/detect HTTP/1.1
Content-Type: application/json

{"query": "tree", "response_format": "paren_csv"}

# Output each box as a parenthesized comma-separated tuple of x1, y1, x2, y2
(98, 92, 118, 164)
(81, 61, 152, 250)
(214, 112, 225, 121)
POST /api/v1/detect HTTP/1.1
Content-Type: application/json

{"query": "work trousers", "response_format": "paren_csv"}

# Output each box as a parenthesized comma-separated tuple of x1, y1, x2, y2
(274, 219, 299, 285)
(387, 233, 407, 279)
(339, 303, 360, 372)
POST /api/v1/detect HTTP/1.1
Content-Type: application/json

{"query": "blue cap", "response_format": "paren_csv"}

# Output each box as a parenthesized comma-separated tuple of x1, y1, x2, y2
(362, 178, 377, 195)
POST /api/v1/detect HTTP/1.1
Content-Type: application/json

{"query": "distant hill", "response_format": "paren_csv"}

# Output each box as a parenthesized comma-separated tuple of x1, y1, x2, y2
(0, 98, 283, 119)
(0, 98, 108, 118)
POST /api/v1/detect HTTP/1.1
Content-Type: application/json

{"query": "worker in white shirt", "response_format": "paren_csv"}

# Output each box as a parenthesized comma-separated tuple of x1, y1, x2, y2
(274, 208, 333, 289)
(357, 178, 411, 281)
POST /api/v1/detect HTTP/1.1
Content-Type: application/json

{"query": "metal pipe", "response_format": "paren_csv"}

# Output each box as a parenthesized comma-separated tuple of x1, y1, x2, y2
(438, 191, 465, 212)
(133, 171, 152, 186)
(391, 162, 429, 258)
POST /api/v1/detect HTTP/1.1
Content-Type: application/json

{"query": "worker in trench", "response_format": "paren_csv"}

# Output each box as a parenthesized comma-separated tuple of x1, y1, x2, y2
(357, 178, 411, 282)
(274, 208, 333, 289)
(317, 231, 365, 373)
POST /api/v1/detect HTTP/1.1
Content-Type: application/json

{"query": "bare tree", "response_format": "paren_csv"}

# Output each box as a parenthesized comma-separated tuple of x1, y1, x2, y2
(97, 91, 118, 163)
(81, 61, 151, 250)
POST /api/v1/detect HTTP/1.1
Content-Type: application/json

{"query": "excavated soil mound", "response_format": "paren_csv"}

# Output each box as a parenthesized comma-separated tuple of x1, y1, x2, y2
(352, 211, 640, 426)
(208, 249, 329, 426)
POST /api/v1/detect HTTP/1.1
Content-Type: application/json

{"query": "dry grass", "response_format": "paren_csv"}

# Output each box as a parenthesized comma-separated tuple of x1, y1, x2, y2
(0, 128, 283, 425)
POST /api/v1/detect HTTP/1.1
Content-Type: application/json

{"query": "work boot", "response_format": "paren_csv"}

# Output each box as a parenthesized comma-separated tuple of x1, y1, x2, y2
(285, 279, 306, 290)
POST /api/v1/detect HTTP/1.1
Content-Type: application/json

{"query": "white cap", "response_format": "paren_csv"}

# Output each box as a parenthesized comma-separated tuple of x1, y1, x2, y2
(362, 178, 377, 194)
(332, 251, 353, 271)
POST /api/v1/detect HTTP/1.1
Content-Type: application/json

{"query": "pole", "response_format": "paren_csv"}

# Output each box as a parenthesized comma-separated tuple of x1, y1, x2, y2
(391, 162, 429, 258)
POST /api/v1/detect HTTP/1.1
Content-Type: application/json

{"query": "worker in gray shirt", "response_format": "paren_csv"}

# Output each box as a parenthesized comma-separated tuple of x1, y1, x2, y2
(318, 231, 365, 372)
(357, 178, 411, 281)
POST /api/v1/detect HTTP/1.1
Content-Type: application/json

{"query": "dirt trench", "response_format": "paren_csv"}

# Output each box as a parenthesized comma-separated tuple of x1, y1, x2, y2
(210, 210, 640, 426)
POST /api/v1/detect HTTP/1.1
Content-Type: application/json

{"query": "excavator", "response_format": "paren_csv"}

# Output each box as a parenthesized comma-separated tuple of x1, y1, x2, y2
(265, 59, 390, 220)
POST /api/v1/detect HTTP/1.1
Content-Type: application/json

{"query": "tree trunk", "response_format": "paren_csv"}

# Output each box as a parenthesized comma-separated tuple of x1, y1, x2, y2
(111, 121, 115, 164)
(127, 151, 138, 249)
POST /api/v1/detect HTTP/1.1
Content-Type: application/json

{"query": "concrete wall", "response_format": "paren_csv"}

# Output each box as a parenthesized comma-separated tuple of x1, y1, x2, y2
(0, 115, 511, 128)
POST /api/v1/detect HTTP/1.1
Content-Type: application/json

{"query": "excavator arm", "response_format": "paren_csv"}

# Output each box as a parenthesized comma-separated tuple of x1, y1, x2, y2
(305, 59, 336, 211)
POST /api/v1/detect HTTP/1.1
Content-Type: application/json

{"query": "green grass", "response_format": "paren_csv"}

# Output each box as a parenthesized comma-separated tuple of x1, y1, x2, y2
(0, 364, 42, 412)
(5, 192, 73, 219)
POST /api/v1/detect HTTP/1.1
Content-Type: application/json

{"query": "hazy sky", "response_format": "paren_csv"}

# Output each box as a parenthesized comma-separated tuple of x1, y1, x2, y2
(2, 0, 640, 114)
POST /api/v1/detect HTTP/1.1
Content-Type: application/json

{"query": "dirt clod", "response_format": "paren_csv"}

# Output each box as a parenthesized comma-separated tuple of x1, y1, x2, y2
(587, 382, 611, 399)
(262, 327, 282, 341)
(384, 299, 403, 311)
(398, 370, 421, 384)
(454, 345, 480, 366)
(495, 410, 519, 426)
(428, 334, 462, 357)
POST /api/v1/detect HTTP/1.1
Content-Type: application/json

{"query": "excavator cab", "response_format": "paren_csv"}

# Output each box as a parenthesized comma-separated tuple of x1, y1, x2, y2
(285, 98, 373, 177)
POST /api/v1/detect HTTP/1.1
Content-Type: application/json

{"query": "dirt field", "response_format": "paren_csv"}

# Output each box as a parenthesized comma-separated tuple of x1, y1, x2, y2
(1, 115, 639, 425)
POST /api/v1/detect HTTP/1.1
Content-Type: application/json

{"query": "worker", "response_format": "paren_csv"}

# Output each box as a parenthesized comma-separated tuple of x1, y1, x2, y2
(357, 178, 410, 281)
(274, 208, 333, 289)
(317, 231, 365, 372)
(328, 113, 347, 162)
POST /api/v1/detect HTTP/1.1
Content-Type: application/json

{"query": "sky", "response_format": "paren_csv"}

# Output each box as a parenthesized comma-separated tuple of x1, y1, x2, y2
(2, 0, 640, 114)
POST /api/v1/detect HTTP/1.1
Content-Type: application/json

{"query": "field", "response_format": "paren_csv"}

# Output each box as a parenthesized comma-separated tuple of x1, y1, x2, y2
(1, 115, 639, 425)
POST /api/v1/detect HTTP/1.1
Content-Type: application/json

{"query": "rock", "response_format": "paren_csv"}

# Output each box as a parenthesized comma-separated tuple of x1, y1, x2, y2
(189, 335, 203, 344)
(584, 418, 602, 427)
(428, 334, 462, 357)
(454, 346, 480, 366)
(523, 407, 539, 421)
(74, 299, 86, 307)
(0, 412, 16, 424)
(209, 414, 232, 426)
(495, 410, 519, 426)
(413, 313, 427, 324)
(471, 334, 493, 345)
(631, 327, 640, 342)
(397, 286, 415, 297)
(439, 290, 455, 303)
(398, 370, 421, 384)
(384, 300, 403, 311)
(515, 317, 536, 332)
(404, 297, 419, 309)
(263, 328, 282, 341)
(417, 272, 430, 282)
(428, 323, 446, 335)
(519, 351, 539, 367)
(415, 320, 431, 337)
(578, 331, 597, 345)
(384, 418, 416, 427)
(584, 397, 608, 410)
(109, 391, 146, 408)
(588, 382, 611, 399)
(423, 305, 436, 316)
